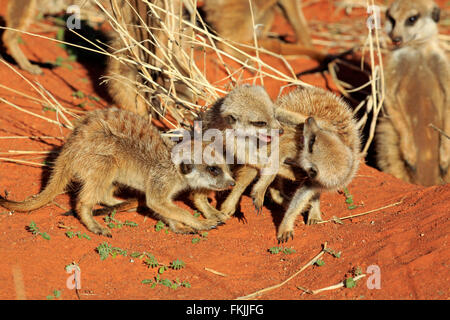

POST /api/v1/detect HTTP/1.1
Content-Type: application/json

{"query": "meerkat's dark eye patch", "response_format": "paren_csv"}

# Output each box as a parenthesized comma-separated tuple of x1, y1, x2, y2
(227, 115, 237, 125)
(431, 7, 440, 22)
(180, 162, 194, 175)
(308, 134, 316, 153)
(386, 11, 396, 28)
(251, 121, 268, 127)
(206, 165, 222, 176)
(405, 13, 420, 26)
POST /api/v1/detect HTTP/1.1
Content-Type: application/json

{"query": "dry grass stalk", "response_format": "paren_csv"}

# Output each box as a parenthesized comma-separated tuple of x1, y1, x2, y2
(317, 196, 405, 224)
(235, 243, 328, 300)
(298, 274, 367, 295)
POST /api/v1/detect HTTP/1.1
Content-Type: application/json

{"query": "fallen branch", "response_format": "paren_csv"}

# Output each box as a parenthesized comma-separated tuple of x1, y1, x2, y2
(235, 242, 328, 300)
(317, 197, 405, 224)
(298, 274, 366, 295)
(204, 267, 228, 277)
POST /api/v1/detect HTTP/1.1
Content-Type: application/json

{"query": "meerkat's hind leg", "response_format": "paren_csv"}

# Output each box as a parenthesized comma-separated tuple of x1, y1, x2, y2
(250, 173, 277, 214)
(76, 182, 113, 237)
(100, 184, 123, 207)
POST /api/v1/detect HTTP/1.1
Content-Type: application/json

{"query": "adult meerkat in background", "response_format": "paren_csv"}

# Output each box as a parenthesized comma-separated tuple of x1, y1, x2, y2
(3, 0, 195, 118)
(106, 0, 197, 118)
(0, 108, 235, 236)
(2, 0, 102, 75)
(219, 87, 361, 242)
(202, 0, 327, 62)
(376, 0, 449, 186)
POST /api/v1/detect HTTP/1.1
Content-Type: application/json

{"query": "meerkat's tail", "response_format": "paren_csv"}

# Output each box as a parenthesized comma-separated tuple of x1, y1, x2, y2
(0, 151, 72, 212)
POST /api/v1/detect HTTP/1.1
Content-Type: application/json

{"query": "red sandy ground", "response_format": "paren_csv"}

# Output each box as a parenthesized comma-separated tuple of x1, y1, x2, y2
(0, 1, 449, 300)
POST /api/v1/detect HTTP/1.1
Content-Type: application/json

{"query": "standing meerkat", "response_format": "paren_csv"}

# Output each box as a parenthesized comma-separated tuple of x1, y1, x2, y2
(2, 0, 102, 75)
(376, 0, 449, 186)
(106, 0, 196, 117)
(3, 0, 195, 118)
(0, 108, 235, 236)
(218, 87, 361, 242)
(202, 0, 327, 62)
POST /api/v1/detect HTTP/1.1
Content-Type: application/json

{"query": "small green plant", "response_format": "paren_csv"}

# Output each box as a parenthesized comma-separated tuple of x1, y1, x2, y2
(27, 221, 50, 240)
(268, 246, 296, 255)
(96, 242, 111, 261)
(342, 187, 363, 210)
(324, 247, 342, 258)
(154, 220, 169, 234)
(191, 232, 208, 244)
(88, 95, 101, 102)
(134, 252, 189, 290)
(96, 242, 127, 260)
(142, 275, 191, 290)
(104, 210, 138, 229)
(144, 255, 185, 274)
(46, 289, 61, 300)
(344, 277, 356, 288)
(65, 230, 91, 240)
(314, 259, 325, 267)
(71, 90, 85, 99)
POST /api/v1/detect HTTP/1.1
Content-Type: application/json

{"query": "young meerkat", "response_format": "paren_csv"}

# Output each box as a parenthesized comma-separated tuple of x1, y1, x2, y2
(192, 84, 283, 220)
(0, 108, 235, 236)
(218, 87, 361, 242)
(377, 0, 449, 186)
(101, 84, 283, 220)
(202, 0, 327, 62)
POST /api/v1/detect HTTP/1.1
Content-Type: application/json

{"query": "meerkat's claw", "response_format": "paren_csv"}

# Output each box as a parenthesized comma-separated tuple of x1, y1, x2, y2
(306, 218, 322, 225)
(277, 230, 294, 243)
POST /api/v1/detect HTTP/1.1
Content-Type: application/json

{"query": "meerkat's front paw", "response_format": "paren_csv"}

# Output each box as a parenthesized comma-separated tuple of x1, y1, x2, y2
(250, 191, 264, 215)
(24, 64, 43, 75)
(168, 221, 197, 234)
(306, 216, 322, 225)
(277, 228, 294, 243)
(88, 222, 112, 238)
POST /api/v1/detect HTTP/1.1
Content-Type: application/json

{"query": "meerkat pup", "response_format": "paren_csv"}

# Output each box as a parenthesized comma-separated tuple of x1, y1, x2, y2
(218, 87, 361, 242)
(202, 0, 327, 62)
(191, 84, 283, 220)
(377, 0, 449, 186)
(85, 84, 281, 220)
(0, 108, 235, 236)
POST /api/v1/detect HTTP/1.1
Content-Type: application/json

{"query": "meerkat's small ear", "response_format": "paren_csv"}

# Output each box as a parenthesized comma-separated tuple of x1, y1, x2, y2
(284, 157, 298, 166)
(226, 114, 236, 125)
(180, 162, 194, 175)
(305, 117, 319, 133)
(431, 6, 440, 22)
